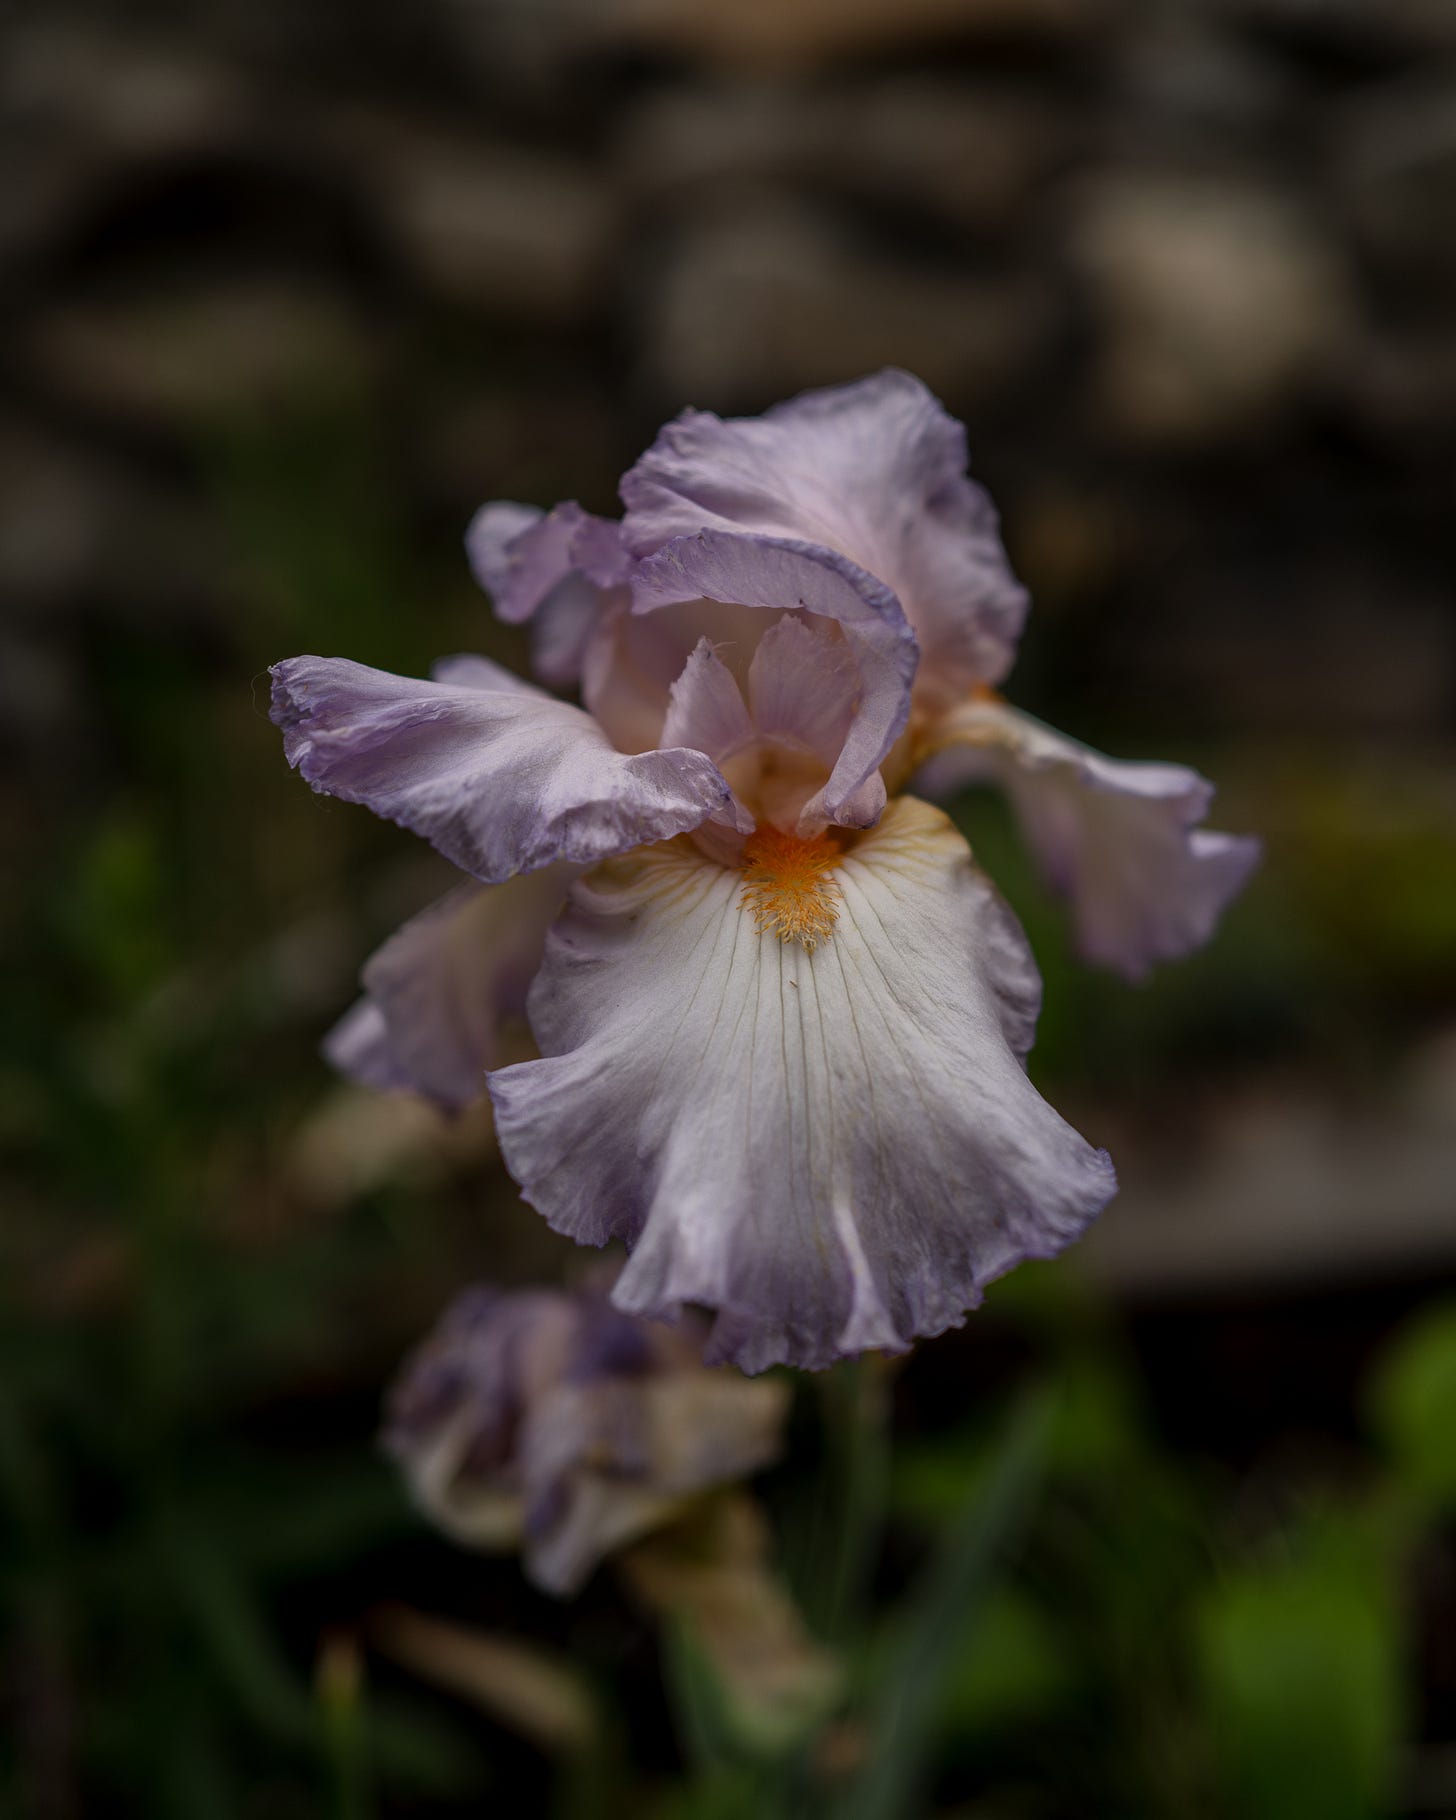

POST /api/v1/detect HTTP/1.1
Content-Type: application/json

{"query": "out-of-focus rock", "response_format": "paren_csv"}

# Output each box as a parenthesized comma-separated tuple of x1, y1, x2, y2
(1070, 170, 1354, 444)
(620, 78, 1073, 236)
(422, 387, 620, 519)
(595, 0, 1121, 69)
(1332, 79, 1456, 299)
(0, 420, 115, 607)
(0, 629, 81, 750)
(1339, 320, 1456, 453)
(1086, 1031, 1456, 1296)
(20, 277, 378, 436)
(641, 203, 1053, 410)
(0, 416, 224, 626)
(1205, 0, 1456, 60)
(0, 31, 250, 278)
(324, 113, 616, 323)
(1129, 556, 1455, 735)
(1107, 18, 1301, 147)
(0, 143, 103, 283)
(3, 25, 252, 155)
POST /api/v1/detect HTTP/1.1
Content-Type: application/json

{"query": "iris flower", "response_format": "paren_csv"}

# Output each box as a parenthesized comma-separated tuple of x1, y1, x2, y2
(384, 1280, 786, 1594)
(273, 371, 1257, 1372)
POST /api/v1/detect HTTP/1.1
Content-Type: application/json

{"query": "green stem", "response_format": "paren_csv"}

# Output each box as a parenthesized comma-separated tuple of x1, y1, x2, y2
(814, 1357, 892, 1645)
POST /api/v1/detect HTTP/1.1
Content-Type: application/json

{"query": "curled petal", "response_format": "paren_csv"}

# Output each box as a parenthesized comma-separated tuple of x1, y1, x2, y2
(383, 1285, 575, 1551)
(325, 867, 576, 1111)
(632, 531, 916, 830)
(489, 797, 1116, 1373)
(430, 651, 537, 694)
(466, 499, 629, 625)
(660, 640, 758, 833)
(520, 1370, 787, 1595)
(621, 368, 1026, 698)
(270, 655, 733, 883)
(748, 616, 859, 765)
(661, 638, 755, 764)
(749, 617, 889, 831)
(323, 999, 398, 1094)
(531, 575, 606, 690)
(462, 500, 542, 614)
(921, 699, 1261, 980)
(583, 594, 783, 757)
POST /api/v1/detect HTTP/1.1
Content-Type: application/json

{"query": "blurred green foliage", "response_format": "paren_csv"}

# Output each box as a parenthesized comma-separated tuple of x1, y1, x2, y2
(1195, 1511, 1401, 1820)
(1370, 1303, 1456, 1511)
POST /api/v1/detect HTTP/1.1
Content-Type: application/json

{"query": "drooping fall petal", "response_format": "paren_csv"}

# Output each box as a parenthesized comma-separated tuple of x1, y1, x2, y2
(325, 866, 577, 1110)
(270, 654, 734, 883)
(920, 697, 1261, 980)
(489, 797, 1116, 1373)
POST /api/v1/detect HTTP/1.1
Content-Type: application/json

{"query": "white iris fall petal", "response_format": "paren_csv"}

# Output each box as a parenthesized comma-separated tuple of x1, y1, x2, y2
(489, 799, 1115, 1373)
(272, 369, 1257, 1373)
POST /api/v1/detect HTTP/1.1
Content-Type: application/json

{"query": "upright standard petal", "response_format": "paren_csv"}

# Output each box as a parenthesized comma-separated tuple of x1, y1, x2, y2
(659, 639, 758, 833)
(582, 593, 791, 757)
(620, 369, 1027, 699)
(631, 530, 916, 830)
(530, 575, 605, 691)
(921, 699, 1261, 980)
(660, 639, 757, 769)
(466, 499, 629, 624)
(489, 797, 1117, 1373)
(271, 655, 733, 882)
(462, 500, 542, 613)
(466, 500, 631, 691)
(324, 865, 576, 1111)
(747, 617, 888, 831)
(656, 630, 881, 840)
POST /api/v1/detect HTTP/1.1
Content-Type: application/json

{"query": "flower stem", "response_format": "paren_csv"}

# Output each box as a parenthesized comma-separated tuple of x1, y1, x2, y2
(813, 1356, 892, 1645)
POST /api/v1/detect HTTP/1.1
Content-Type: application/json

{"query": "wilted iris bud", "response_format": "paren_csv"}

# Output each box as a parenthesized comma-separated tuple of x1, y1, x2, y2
(383, 1281, 788, 1595)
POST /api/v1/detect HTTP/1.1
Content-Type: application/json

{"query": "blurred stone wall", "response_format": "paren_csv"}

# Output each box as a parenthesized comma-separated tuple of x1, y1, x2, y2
(3, 0, 1453, 750)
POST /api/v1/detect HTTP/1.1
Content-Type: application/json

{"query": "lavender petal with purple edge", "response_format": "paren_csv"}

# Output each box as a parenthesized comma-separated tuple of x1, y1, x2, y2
(465, 499, 630, 624)
(659, 639, 758, 832)
(384, 1281, 788, 1594)
(919, 698, 1262, 980)
(489, 797, 1116, 1375)
(461, 500, 541, 612)
(466, 501, 633, 691)
(324, 865, 576, 1112)
(747, 616, 888, 829)
(620, 368, 1027, 701)
(270, 654, 734, 883)
(631, 530, 917, 831)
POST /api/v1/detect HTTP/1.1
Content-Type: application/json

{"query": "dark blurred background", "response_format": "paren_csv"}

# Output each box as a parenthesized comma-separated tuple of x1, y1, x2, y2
(3, 1, 1455, 1815)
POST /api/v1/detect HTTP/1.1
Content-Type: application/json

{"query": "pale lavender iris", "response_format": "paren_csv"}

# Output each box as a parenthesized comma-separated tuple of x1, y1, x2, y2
(383, 1280, 787, 1594)
(273, 370, 1258, 1372)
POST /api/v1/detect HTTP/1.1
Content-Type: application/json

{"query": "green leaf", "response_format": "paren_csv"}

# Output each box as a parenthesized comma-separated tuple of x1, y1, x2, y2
(663, 1617, 739, 1778)
(1368, 1300, 1456, 1507)
(169, 1537, 313, 1744)
(809, 1359, 891, 1641)
(659, 1621, 807, 1820)
(934, 1586, 1070, 1737)
(1195, 1511, 1401, 1820)
(840, 1389, 1052, 1820)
